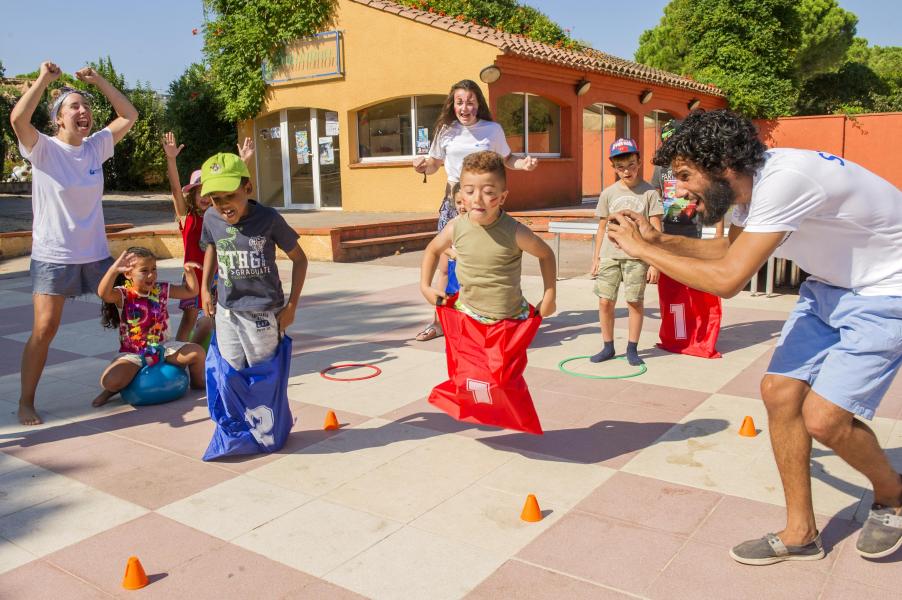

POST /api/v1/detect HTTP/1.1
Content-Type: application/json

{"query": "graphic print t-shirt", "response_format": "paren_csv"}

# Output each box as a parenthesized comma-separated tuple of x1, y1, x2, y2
(200, 200, 300, 311)
(595, 180, 664, 259)
(653, 165, 700, 236)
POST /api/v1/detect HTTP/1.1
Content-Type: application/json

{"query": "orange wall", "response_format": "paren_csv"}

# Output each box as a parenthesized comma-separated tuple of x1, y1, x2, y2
(755, 113, 902, 189)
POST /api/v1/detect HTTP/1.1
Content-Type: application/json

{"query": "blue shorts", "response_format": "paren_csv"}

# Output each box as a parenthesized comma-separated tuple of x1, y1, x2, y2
(30, 257, 114, 297)
(767, 280, 902, 420)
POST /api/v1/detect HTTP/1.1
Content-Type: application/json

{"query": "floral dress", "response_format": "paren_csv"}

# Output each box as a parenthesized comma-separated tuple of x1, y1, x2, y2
(117, 281, 170, 354)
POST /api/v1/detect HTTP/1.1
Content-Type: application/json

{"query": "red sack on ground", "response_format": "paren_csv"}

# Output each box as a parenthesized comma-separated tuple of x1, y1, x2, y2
(657, 273, 723, 359)
(429, 294, 544, 434)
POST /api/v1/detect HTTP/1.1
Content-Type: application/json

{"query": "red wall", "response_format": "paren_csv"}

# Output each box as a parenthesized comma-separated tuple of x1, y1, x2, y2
(755, 113, 902, 189)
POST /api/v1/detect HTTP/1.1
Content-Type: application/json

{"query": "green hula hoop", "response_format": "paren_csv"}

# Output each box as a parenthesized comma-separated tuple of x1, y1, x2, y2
(557, 355, 647, 379)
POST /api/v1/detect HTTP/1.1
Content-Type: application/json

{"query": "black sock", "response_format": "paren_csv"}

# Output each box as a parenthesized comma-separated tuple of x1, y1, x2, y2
(590, 341, 616, 363)
(626, 341, 644, 366)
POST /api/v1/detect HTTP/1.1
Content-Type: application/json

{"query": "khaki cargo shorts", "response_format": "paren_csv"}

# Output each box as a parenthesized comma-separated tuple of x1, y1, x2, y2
(594, 258, 649, 303)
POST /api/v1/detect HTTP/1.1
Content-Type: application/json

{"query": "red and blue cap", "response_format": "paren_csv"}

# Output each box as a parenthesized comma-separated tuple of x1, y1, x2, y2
(609, 138, 639, 158)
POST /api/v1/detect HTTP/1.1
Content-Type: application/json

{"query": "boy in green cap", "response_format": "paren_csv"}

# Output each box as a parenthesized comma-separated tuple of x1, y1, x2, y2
(199, 153, 308, 369)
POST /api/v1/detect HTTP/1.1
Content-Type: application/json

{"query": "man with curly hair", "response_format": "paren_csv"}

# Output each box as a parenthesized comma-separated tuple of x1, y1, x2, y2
(606, 109, 902, 566)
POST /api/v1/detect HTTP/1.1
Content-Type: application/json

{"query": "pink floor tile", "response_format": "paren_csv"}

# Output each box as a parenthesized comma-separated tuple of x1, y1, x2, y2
(530, 368, 632, 402)
(90, 452, 237, 509)
(717, 347, 775, 399)
(691, 494, 852, 570)
(142, 542, 333, 599)
(466, 559, 633, 599)
(0, 340, 88, 376)
(0, 559, 108, 599)
(827, 525, 902, 592)
(45, 513, 224, 595)
(27, 434, 179, 484)
(820, 577, 900, 599)
(0, 300, 100, 337)
(576, 472, 722, 536)
(481, 400, 693, 468)
(646, 539, 827, 600)
(609, 382, 710, 414)
(0, 421, 108, 465)
(517, 511, 686, 595)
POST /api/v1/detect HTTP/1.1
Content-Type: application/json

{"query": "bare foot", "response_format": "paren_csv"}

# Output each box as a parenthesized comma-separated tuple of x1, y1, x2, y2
(18, 403, 43, 426)
(92, 390, 116, 407)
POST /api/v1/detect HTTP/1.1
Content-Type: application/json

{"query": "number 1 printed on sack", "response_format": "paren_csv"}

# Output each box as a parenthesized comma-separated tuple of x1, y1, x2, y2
(670, 303, 688, 340)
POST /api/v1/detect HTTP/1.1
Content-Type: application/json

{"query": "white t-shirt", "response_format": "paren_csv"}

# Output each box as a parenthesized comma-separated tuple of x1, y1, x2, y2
(429, 120, 511, 183)
(20, 129, 113, 264)
(731, 148, 902, 296)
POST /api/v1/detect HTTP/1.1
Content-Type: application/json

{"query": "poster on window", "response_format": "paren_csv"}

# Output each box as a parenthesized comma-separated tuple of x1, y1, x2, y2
(294, 130, 309, 165)
(325, 111, 339, 136)
(416, 127, 430, 155)
(269, 126, 281, 139)
(319, 137, 335, 165)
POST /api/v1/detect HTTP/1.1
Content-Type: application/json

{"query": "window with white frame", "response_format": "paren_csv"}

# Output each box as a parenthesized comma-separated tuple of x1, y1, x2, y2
(496, 93, 562, 156)
(357, 95, 444, 162)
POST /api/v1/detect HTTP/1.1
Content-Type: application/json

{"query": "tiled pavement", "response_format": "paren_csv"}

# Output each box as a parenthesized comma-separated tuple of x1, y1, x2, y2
(0, 259, 900, 599)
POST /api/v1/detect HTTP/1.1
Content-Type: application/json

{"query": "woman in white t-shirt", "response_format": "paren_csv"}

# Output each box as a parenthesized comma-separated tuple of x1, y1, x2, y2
(10, 61, 138, 425)
(412, 79, 538, 341)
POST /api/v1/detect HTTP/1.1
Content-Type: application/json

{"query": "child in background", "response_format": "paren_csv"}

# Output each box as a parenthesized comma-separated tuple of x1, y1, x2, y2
(199, 153, 308, 370)
(591, 138, 663, 366)
(443, 183, 466, 296)
(94, 248, 206, 407)
(421, 151, 556, 321)
(161, 132, 255, 343)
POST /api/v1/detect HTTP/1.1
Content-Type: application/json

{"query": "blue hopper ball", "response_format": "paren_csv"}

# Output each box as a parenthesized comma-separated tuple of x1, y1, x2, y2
(121, 360, 190, 406)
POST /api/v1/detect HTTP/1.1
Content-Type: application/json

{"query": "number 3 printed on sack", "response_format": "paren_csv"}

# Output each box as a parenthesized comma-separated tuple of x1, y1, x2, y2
(244, 405, 276, 448)
(670, 303, 688, 340)
(467, 379, 494, 404)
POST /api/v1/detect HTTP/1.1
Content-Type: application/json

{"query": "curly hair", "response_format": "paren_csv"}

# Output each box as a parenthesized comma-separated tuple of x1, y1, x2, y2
(653, 110, 766, 177)
(461, 151, 506, 186)
(101, 247, 157, 330)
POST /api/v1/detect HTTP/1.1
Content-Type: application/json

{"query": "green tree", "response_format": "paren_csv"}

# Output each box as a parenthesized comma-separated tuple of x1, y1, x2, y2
(794, 0, 857, 80)
(202, 0, 338, 121)
(636, 0, 802, 117)
(799, 39, 902, 114)
(164, 63, 237, 182)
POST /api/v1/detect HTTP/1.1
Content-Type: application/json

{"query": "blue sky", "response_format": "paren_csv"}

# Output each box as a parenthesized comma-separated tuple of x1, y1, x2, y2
(2, 0, 899, 92)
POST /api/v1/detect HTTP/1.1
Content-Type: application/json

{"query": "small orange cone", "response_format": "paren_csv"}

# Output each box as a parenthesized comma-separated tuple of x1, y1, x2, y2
(323, 410, 340, 431)
(520, 494, 543, 522)
(739, 416, 758, 437)
(121, 556, 148, 590)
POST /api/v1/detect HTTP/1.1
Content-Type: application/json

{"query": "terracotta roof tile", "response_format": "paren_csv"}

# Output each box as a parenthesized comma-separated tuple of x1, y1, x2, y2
(348, 0, 723, 96)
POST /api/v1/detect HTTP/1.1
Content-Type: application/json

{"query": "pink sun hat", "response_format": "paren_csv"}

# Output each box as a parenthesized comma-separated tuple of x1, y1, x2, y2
(181, 169, 203, 194)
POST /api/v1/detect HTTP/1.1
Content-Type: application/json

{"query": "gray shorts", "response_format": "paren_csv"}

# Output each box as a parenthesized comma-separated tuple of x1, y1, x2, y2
(30, 257, 114, 297)
(215, 306, 280, 370)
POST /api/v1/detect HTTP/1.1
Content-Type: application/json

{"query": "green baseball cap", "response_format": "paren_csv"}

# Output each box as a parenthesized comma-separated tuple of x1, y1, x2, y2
(200, 153, 250, 196)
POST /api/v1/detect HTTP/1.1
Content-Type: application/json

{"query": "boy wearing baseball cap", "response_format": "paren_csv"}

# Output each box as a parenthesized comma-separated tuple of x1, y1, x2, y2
(590, 138, 664, 366)
(199, 153, 308, 369)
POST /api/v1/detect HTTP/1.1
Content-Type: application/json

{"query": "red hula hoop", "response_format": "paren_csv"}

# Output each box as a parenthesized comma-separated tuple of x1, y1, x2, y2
(319, 363, 383, 382)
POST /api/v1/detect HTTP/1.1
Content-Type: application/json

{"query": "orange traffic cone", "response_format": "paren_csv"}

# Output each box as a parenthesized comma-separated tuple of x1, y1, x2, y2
(121, 556, 148, 590)
(739, 416, 758, 437)
(521, 494, 543, 522)
(323, 410, 340, 431)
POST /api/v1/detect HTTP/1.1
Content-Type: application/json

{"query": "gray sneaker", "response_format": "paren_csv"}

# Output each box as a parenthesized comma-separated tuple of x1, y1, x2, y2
(729, 532, 825, 565)
(856, 504, 902, 559)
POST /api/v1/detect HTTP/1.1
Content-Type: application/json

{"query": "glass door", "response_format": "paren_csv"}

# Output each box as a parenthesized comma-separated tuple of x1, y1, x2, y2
(256, 111, 285, 208)
(255, 108, 343, 209)
(286, 108, 315, 209)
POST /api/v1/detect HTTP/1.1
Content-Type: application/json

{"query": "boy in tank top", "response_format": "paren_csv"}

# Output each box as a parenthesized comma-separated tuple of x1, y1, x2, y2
(420, 151, 556, 320)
